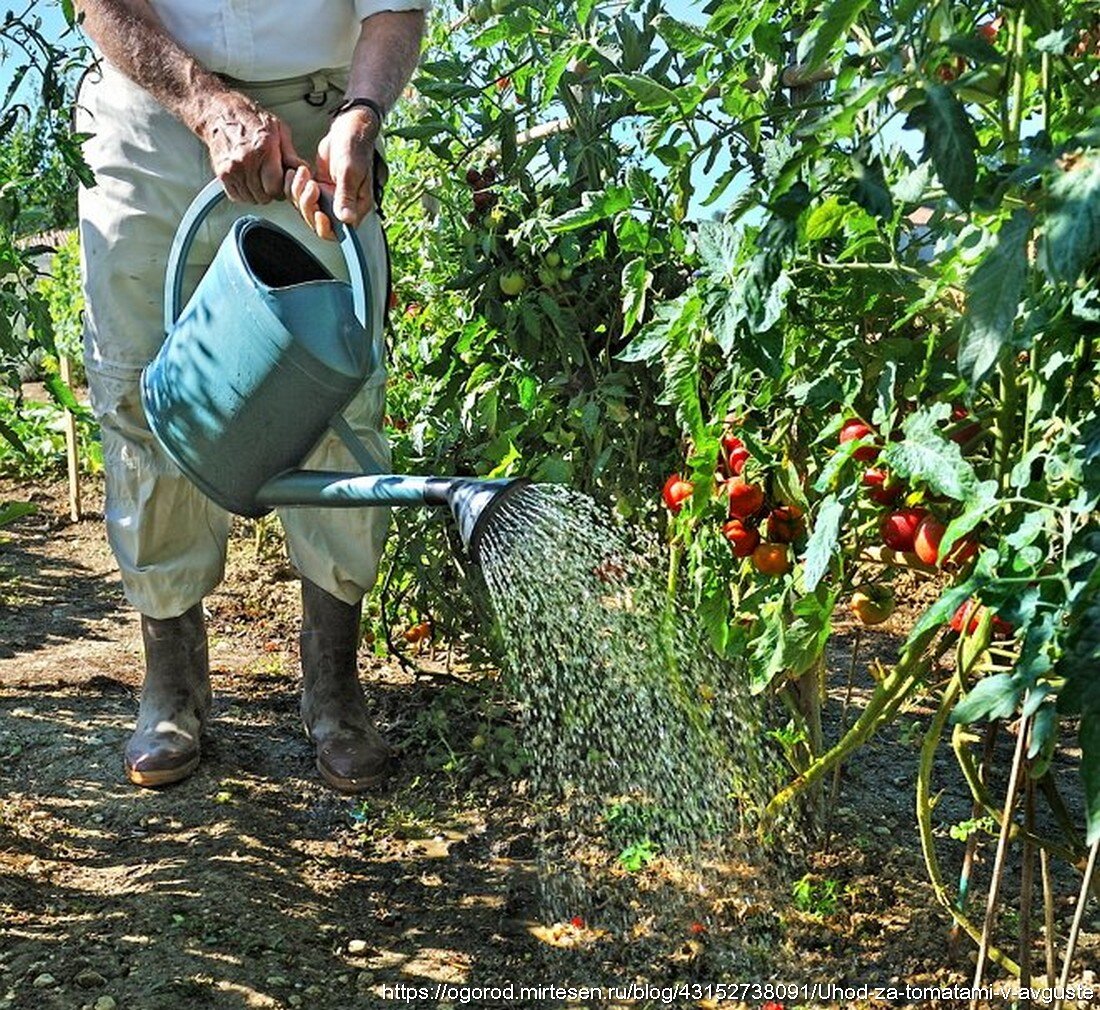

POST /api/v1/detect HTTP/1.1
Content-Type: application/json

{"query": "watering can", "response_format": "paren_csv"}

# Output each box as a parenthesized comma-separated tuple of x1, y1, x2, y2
(141, 179, 527, 561)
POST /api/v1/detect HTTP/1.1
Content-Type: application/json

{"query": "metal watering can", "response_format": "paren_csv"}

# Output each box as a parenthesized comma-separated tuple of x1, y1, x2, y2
(141, 179, 527, 561)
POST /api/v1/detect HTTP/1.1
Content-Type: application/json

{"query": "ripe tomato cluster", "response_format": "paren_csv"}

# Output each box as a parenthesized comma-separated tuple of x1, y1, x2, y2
(661, 428, 805, 579)
(465, 163, 498, 224)
(718, 433, 804, 577)
(842, 416, 980, 569)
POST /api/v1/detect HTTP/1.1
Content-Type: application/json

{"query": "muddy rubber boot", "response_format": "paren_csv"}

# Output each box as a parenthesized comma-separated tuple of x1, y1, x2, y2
(300, 578, 392, 792)
(124, 603, 211, 788)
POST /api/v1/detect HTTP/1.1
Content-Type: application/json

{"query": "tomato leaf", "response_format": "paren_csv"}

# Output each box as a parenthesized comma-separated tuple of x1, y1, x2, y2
(952, 673, 1025, 725)
(803, 494, 844, 592)
(959, 210, 1031, 386)
(620, 256, 653, 338)
(906, 574, 982, 646)
(605, 73, 680, 113)
(849, 156, 894, 220)
(882, 404, 983, 502)
(938, 480, 999, 559)
(797, 0, 872, 71)
(904, 85, 978, 209)
(550, 186, 633, 232)
(0, 501, 36, 527)
(1040, 151, 1100, 283)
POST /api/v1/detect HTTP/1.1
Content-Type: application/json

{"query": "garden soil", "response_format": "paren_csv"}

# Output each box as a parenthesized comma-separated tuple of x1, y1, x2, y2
(1, 477, 1096, 1009)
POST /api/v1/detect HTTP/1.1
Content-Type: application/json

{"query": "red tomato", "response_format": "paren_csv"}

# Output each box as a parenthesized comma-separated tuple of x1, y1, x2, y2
(839, 418, 880, 462)
(727, 477, 765, 519)
(913, 515, 945, 566)
(880, 508, 927, 553)
(950, 600, 1013, 638)
(662, 474, 694, 513)
(862, 467, 904, 505)
(722, 518, 760, 558)
(751, 543, 790, 576)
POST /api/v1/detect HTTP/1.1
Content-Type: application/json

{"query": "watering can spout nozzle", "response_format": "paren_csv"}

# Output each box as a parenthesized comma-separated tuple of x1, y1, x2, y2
(442, 477, 532, 563)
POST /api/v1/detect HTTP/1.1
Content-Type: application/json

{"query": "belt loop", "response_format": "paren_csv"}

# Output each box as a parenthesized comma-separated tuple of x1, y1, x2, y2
(304, 72, 329, 106)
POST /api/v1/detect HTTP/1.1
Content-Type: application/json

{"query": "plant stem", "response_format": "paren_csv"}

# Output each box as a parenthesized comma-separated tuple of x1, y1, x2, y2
(1054, 837, 1100, 1010)
(971, 709, 1031, 1006)
(765, 628, 943, 822)
(950, 722, 999, 953)
(918, 678, 1019, 976)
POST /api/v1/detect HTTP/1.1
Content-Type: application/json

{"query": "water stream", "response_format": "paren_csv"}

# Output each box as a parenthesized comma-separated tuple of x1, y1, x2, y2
(476, 484, 774, 919)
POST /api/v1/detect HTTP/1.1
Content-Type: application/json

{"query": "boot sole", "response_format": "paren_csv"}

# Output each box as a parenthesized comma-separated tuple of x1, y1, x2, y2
(125, 753, 200, 788)
(315, 756, 389, 794)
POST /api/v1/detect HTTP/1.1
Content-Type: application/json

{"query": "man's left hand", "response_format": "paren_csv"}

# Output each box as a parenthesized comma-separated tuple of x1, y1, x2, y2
(285, 107, 379, 240)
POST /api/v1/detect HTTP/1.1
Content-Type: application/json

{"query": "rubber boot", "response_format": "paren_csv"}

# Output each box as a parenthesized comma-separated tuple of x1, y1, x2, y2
(300, 578, 392, 792)
(124, 603, 211, 788)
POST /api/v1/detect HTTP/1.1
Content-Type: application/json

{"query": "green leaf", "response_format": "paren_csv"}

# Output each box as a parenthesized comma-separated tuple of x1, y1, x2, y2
(959, 210, 1031, 386)
(615, 326, 668, 363)
(797, 0, 872, 71)
(540, 46, 574, 111)
(952, 673, 1023, 724)
(605, 73, 680, 113)
(1040, 151, 1100, 283)
(882, 404, 983, 502)
(661, 348, 705, 444)
(696, 221, 740, 278)
(621, 256, 653, 338)
(0, 415, 28, 455)
(549, 186, 632, 232)
(803, 495, 844, 592)
(906, 578, 979, 646)
(904, 85, 978, 209)
(387, 121, 456, 141)
(850, 157, 894, 220)
(938, 480, 999, 559)
(804, 196, 848, 240)
(0, 501, 36, 527)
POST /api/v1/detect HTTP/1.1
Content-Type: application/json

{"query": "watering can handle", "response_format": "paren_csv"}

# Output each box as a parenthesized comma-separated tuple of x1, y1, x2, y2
(163, 178, 371, 334)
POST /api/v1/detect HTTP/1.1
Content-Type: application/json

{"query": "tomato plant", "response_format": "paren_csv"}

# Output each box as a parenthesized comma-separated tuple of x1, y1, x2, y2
(381, 2, 1100, 906)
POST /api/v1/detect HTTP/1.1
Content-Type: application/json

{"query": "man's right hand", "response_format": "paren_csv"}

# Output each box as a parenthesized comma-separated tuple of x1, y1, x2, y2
(198, 91, 305, 204)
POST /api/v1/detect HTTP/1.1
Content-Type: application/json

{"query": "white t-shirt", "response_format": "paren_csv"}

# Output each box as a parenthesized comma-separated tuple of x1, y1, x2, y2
(147, 0, 429, 81)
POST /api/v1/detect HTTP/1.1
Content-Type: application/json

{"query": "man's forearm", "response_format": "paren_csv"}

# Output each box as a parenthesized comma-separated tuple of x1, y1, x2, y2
(74, 0, 230, 136)
(344, 11, 426, 116)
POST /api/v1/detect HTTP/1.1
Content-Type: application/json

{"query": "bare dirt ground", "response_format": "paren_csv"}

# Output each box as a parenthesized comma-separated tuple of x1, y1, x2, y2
(1, 477, 1096, 1010)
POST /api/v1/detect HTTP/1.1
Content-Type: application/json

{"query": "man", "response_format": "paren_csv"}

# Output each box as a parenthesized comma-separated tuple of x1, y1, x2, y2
(73, 0, 427, 792)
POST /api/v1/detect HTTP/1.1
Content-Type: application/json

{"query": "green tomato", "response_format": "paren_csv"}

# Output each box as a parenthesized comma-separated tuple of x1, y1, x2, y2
(537, 266, 558, 287)
(459, 229, 478, 250)
(544, 251, 561, 268)
(499, 271, 526, 296)
(557, 266, 573, 281)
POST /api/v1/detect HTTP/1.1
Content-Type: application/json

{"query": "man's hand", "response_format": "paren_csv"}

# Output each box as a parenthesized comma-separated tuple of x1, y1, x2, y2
(285, 107, 380, 240)
(200, 92, 304, 204)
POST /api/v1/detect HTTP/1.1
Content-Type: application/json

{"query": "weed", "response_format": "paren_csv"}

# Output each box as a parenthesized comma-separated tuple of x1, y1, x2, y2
(791, 873, 841, 918)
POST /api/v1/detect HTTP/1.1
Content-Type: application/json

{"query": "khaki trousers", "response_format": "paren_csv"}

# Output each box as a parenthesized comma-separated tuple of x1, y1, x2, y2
(76, 61, 391, 619)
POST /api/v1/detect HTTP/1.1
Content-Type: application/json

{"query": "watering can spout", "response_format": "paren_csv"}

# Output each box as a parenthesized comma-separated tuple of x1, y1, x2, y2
(441, 478, 532, 563)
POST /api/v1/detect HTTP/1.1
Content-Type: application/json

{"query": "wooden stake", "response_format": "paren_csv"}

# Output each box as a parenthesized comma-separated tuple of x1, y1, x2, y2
(825, 625, 861, 852)
(971, 712, 1031, 1007)
(59, 355, 81, 522)
(1041, 848, 1057, 988)
(1019, 773, 1036, 1005)
(1054, 836, 1100, 1010)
